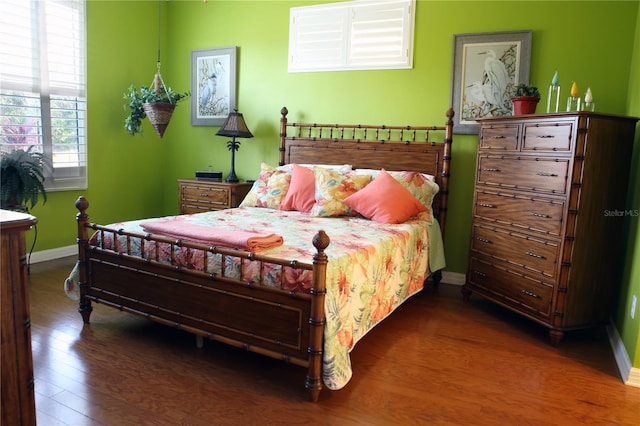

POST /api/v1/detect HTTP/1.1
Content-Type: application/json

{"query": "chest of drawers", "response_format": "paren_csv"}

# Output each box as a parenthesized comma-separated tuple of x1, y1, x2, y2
(463, 112, 638, 344)
(178, 180, 252, 214)
(1, 210, 37, 426)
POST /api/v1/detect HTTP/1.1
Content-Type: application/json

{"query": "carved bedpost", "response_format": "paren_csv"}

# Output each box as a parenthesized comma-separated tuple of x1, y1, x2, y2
(279, 106, 288, 166)
(306, 230, 330, 402)
(75, 196, 93, 323)
(438, 107, 455, 239)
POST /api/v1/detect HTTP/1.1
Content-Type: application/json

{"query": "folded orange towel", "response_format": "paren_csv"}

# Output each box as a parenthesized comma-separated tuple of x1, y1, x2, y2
(140, 219, 283, 251)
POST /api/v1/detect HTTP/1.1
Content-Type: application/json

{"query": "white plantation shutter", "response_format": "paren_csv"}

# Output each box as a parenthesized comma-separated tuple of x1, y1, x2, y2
(289, 0, 415, 72)
(0, 0, 87, 191)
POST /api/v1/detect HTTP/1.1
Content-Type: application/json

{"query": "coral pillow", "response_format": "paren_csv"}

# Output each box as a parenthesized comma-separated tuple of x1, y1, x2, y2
(280, 163, 316, 212)
(344, 169, 427, 224)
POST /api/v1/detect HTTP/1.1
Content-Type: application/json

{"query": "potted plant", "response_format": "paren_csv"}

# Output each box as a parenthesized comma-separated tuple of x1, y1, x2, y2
(124, 74, 189, 138)
(1, 146, 50, 212)
(511, 83, 541, 115)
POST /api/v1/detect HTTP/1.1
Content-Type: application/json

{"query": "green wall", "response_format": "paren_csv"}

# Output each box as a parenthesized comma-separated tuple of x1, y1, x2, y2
(28, 1, 640, 370)
(620, 1, 640, 370)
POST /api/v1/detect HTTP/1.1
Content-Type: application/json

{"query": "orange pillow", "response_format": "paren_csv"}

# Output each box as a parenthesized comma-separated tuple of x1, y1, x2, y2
(280, 164, 316, 212)
(343, 169, 427, 224)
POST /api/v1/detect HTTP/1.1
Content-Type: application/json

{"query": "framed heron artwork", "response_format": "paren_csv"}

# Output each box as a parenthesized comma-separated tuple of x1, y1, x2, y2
(191, 46, 237, 126)
(450, 31, 532, 134)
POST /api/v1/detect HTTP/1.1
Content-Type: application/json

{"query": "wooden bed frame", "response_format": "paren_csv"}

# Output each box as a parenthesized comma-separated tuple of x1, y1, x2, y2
(74, 107, 454, 402)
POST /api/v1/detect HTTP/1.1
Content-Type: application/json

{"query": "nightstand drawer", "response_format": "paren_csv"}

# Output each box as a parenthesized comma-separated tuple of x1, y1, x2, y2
(471, 224, 559, 279)
(474, 190, 565, 236)
(523, 122, 573, 152)
(178, 180, 252, 214)
(477, 155, 570, 195)
(182, 184, 230, 208)
(468, 256, 553, 319)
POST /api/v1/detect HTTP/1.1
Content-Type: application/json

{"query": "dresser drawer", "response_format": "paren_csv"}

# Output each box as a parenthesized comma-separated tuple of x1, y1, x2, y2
(523, 122, 573, 152)
(479, 124, 519, 150)
(474, 190, 565, 236)
(468, 256, 553, 319)
(477, 155, 570, 195)
(471, 224, 559, 279)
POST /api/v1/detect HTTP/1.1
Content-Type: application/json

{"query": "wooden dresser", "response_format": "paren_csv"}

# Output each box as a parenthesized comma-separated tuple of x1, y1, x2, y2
(1, 210, 37, 425)
(463, 112, 638, 344)
(178, 180, 252, 214)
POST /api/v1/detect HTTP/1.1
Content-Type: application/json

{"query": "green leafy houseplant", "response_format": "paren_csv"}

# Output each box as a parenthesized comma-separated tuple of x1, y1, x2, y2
(512, 83, 541, 98)
(123, 77, 189, 137)
(511, 83, 541, 115)
(1, 146, 51, 212)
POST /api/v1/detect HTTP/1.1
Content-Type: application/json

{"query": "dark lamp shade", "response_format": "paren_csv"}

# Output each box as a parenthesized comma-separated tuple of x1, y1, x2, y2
(215, 110, 254, 138)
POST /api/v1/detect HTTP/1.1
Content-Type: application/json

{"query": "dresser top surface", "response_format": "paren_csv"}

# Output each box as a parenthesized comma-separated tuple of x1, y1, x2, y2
(477, 111, 639, 124)
(0, 209, 37, 228)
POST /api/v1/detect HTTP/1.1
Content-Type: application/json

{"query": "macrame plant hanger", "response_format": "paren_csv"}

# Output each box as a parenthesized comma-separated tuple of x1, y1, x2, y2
(142, 0, 175, 138)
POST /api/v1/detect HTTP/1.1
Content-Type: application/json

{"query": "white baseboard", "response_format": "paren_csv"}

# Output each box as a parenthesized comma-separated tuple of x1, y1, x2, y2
(441, 271, 465, 286)
(628, 366, 640, 388)
(29, 245, 76, 264)
(607, 321, 640, 388)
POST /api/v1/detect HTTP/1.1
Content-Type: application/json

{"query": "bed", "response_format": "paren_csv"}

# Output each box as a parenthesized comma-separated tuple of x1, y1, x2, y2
(70, 106, 454, 401)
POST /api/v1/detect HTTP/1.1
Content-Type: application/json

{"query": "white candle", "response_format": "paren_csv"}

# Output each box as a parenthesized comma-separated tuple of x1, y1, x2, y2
(585, 87, 593, 103)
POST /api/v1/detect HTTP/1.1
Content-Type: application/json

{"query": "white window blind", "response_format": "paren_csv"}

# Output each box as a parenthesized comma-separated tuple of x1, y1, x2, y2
(288, 0, 415, 72)
(0, 0, 87, 191)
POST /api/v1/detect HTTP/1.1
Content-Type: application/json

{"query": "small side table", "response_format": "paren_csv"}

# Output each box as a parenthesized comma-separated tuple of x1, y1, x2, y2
(178, 180, 253, 214)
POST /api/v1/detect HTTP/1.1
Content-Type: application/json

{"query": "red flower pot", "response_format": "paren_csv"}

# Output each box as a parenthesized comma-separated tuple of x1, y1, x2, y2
(511, 96, 540, 115)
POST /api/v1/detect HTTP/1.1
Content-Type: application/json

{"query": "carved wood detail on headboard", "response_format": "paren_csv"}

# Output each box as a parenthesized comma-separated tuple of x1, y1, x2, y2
(278, 107, 454, 237)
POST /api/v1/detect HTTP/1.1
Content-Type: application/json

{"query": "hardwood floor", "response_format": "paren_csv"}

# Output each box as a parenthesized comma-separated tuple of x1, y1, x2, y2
(27, 257, 640, 425)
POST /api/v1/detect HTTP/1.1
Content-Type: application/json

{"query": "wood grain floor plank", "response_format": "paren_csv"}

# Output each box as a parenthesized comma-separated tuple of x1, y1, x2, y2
(26, 258, 640, 425)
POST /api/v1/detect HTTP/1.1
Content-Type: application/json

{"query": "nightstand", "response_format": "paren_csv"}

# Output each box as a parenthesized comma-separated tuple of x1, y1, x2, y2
(178, 180, 252, 214)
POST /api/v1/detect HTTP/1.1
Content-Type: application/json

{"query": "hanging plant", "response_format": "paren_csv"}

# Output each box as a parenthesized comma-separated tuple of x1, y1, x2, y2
(123, 74, 189, 137)
(122, 2, 189, 138)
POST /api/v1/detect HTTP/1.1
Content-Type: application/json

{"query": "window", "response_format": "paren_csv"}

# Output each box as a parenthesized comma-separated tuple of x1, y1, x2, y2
(0, 0, 87, 191)
(288, 0, 415, 72)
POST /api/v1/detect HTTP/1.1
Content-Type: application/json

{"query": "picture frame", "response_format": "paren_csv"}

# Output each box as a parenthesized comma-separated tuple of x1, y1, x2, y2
(191, 46, 237, 126)
(450, 30, 532, 134)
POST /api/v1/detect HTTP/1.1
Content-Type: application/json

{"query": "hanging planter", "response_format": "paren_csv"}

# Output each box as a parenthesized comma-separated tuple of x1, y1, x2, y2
(122, 2, 189, 138)
(142, 101, 176, 138)
(123, 73, 189, 138)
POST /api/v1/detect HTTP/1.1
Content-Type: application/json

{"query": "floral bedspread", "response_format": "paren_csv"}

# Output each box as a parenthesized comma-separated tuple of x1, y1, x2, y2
(67, 207, 444, 390)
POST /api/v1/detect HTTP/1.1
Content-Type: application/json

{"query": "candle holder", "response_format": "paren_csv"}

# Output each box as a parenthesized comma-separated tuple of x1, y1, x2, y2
(581, 87, 595, 111)
(567, 96, 581, 112)
(546, 84, 561, 113)
(582, 101, 595, 112)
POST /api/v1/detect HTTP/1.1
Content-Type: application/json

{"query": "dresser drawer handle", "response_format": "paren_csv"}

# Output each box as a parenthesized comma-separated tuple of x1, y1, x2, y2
(531, 212, 550, 218)
(482, 168, 501, 172)
(536, 135, 555, 139)
(536, 172, 558, 177)
(472, 270, 487, 278)
(476, 237, 492, 244)
(521, 289, 541, 299)
(490, 135, 506, 139)
(199, 193, 210, 197)
(478, 203, 496, 208)
(526, 251, 545, 259)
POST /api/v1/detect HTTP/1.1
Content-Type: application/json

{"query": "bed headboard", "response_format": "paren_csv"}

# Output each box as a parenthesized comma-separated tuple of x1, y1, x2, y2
(279, 107, 454, 237)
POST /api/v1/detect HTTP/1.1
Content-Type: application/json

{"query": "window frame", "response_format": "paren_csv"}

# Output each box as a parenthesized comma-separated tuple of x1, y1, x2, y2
(0, 0, 88, 192)
(288, 0, 416, 73)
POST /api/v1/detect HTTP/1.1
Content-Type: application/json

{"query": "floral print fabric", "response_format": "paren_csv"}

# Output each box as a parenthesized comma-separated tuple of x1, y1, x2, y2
(78, 207, 438, 390)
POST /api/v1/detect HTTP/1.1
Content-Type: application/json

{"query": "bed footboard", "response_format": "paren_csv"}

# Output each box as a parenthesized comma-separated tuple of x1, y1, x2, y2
(75, 196, 329, 402)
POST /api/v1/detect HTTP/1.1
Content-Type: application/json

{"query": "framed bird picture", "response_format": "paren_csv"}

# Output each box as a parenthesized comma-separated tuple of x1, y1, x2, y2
(191, 46, 237, 126)
(450, 31, 532, 134)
